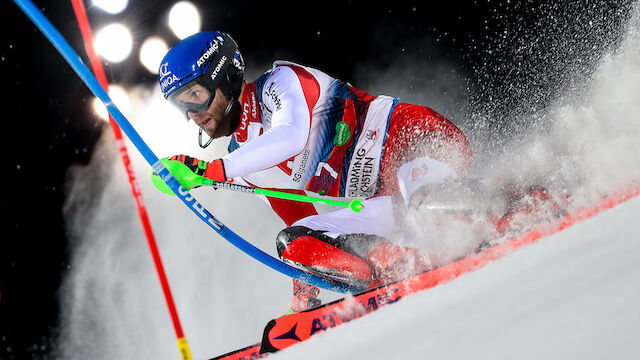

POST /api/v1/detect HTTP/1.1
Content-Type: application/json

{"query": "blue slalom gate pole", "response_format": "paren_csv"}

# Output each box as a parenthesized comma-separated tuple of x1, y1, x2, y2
(13, 0, 361, 294)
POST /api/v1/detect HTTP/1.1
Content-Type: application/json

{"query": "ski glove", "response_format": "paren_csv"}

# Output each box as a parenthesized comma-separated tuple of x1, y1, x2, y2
(168, 155, 227, 182)
(151, 155, 226, 195)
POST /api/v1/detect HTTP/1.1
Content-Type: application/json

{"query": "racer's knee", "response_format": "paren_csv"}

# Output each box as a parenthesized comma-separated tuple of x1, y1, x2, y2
(396, 157, 459, 205)
(276, 226, 317, 260)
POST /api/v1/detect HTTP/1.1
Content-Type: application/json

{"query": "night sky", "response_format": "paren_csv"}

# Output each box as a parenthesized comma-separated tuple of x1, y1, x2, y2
(0, 0, 634, 358)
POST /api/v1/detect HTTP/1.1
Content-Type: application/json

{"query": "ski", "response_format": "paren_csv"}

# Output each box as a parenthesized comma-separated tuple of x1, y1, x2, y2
(209, 185, 640, 359)
(258, 225, 530, 353)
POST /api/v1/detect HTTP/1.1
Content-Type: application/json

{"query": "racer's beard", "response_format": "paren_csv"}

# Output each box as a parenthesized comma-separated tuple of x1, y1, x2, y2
(199, 97, 242, 148)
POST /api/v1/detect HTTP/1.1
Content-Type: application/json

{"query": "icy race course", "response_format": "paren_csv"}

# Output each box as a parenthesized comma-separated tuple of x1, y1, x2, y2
(272, 195, 640, 360)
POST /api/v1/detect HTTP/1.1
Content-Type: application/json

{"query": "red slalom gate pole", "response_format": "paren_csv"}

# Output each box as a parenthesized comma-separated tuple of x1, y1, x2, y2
(69, 1, 192, 359)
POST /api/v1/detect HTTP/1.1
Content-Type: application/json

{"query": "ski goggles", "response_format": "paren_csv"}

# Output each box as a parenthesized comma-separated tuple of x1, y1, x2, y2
(167, 81, 216, 118)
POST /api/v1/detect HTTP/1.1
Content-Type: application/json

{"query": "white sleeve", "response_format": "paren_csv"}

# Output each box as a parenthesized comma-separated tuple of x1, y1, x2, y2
(221, 66, 312, 179)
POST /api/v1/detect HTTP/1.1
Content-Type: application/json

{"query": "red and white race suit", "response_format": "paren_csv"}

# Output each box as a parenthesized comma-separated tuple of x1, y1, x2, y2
(221, 60, 472, 243)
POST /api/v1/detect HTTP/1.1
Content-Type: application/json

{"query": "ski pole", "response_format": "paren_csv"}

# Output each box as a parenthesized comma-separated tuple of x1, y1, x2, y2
(69, 1, 192, 359)
(209, 180, 365, 213)
(151, 159, 365, 213)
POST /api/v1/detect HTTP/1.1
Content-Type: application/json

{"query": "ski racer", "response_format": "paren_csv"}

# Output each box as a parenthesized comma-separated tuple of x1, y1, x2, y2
(154, 30, 475, 312)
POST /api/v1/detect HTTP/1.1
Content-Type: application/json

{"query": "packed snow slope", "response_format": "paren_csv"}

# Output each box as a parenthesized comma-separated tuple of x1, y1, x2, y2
(272, 194, 640, 360)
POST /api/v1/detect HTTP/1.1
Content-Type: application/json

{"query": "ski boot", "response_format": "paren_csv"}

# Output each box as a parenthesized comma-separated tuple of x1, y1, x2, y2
(287, 279, 321, 314)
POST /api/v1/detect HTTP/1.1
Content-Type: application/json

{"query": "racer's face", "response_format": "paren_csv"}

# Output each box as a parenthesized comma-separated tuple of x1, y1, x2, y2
(178, 85, 232, 139)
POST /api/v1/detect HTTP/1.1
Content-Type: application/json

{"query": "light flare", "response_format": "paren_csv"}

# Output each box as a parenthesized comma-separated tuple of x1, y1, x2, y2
(95, 23, 132, 63)
(92, 0, 128, 14)
(140, 37, 169, 74)
(168, 2, 201, 39)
